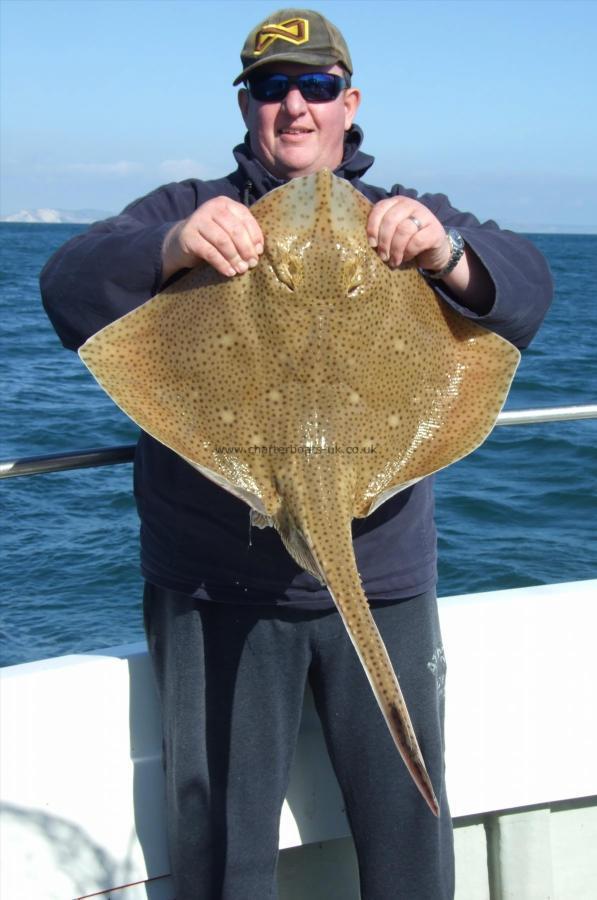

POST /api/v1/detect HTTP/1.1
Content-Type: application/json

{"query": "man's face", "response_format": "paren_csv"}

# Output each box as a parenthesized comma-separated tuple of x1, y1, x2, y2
(238, 63, 361, 180)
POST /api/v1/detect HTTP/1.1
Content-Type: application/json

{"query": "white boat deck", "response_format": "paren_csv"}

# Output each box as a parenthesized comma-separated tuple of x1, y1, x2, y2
(2, 580, 596, 899)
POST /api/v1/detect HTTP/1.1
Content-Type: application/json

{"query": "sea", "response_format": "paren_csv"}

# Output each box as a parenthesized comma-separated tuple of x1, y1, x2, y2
(1, 223, 596, 668)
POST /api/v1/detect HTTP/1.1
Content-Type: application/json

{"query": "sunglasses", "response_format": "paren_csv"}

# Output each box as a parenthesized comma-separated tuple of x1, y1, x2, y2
(247, 72, 348, 103)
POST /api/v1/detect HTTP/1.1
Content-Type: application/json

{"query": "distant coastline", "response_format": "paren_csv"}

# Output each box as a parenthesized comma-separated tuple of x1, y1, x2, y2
(0, 208, 595, 234)
(0, 208, 113, 224)
(503, 223, 597, 235)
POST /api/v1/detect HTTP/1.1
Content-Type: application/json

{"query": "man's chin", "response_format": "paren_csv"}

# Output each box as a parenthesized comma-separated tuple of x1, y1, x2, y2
(272, 151, 324, 180)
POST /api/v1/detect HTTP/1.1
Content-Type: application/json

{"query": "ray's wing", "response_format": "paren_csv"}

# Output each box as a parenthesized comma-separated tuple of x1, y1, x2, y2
(341, 265, 520, 516)
(79, 263, 288, 516)
(369, 283, 519, 514)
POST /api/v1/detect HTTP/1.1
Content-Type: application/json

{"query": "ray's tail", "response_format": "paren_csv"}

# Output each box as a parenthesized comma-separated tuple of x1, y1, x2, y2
(274, 464, 440, 817)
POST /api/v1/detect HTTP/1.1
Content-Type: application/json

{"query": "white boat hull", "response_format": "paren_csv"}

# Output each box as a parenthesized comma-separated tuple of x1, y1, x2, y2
(2, 580, 596, 899)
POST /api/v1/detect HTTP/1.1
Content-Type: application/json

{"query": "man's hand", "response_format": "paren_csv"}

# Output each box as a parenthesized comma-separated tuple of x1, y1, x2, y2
(368, 196, 494, 313)
(367, 196, 450, 272)
(161, 197, 264, 282)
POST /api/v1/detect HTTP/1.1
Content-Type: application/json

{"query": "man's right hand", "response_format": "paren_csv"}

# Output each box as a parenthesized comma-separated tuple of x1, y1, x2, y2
(161, 196, 264, 282)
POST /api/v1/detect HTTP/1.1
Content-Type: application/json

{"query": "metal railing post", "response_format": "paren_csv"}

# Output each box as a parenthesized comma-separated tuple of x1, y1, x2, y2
(1, 404, 596, 479)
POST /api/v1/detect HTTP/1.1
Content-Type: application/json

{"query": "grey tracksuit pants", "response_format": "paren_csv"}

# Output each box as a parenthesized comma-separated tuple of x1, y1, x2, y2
(143, 583, 454, 900)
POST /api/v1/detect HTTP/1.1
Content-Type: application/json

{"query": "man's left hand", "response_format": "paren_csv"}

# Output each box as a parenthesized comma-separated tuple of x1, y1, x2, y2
(367, 197, 450, 272)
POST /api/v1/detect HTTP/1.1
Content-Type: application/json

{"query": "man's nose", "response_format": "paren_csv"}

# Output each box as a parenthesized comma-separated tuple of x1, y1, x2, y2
(282, 86, 308, 115)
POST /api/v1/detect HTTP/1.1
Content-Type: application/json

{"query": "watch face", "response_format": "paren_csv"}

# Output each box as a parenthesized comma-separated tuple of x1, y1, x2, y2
(448, 228, 465, 252)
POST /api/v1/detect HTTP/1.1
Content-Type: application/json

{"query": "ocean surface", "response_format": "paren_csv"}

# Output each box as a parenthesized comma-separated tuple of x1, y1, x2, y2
(1, 223, 596, 667)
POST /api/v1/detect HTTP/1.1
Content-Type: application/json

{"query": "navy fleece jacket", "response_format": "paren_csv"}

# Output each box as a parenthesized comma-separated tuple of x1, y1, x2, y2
(40, 127, 553, 607)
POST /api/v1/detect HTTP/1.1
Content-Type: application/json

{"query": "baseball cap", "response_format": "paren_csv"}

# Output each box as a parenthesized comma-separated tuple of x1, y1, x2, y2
(233, 8, 353, 86)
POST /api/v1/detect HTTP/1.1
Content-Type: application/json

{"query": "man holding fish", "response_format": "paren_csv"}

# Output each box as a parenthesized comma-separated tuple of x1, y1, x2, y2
(41, 8, 553, 899)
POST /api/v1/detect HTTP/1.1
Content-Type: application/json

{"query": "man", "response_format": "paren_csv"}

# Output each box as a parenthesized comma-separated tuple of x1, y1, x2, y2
(41, 8, 553, 899)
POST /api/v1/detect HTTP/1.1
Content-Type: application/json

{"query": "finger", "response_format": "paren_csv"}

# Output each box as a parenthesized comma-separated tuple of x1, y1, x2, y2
(389, 223, 435, 268)
(399, 226, 436, 264)
(190, 237, 238, 278)
(184, 221, 250, 277)
(185, 199, 263, 267)
(377, 207, 421, 266)
(366, 198, 404, 247)
(227, 204, 264, 255)
(210, 210, 262, 270)
(399, 220, 452, 271)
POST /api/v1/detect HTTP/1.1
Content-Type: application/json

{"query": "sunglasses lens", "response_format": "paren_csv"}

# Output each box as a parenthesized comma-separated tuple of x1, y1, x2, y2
(248, 73, 345, 103)
(249, 74, 289, 102)
(299, 74, 343, 101)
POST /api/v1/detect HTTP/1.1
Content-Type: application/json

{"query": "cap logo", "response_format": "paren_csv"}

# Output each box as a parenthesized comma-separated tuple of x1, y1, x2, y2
(253, 17, 309, 56)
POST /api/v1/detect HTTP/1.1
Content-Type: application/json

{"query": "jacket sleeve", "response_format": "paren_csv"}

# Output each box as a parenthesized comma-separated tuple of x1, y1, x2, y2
(394, 186, 554, 350)
(40, 181, 205, 351)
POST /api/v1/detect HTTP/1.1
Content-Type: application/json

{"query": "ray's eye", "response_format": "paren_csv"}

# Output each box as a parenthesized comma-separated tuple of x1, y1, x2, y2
(345, 259, 364, 297)
(270, 253, 301, 292)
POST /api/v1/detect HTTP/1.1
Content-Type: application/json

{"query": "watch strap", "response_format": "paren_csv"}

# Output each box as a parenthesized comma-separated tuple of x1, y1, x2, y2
(421, 227, 465, 279)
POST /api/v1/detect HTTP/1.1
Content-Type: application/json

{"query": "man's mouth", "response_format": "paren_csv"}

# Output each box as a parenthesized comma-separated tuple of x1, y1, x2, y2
(278, 127, 314, 135)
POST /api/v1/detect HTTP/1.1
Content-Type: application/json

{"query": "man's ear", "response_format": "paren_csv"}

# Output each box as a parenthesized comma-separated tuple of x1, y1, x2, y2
(343, 87, 361, 131)
(238, 88, 250, 125)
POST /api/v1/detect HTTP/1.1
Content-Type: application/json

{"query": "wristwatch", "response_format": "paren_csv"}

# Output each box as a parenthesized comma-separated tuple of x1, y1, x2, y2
(421, 227, 465, 280)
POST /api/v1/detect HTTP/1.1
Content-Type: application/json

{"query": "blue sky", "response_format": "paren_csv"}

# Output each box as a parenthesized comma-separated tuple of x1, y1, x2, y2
(1, 0, 596, 230)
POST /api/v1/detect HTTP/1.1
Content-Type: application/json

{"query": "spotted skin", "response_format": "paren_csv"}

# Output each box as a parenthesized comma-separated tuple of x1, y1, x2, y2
(79, 171, 520, 816)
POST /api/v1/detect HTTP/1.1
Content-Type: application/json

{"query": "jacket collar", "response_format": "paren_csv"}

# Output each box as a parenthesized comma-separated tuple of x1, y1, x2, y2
(231, 125, 375, 202)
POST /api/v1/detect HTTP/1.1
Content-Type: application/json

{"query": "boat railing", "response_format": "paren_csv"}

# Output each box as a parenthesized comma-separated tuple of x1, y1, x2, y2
(0, 403, 596, 480)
